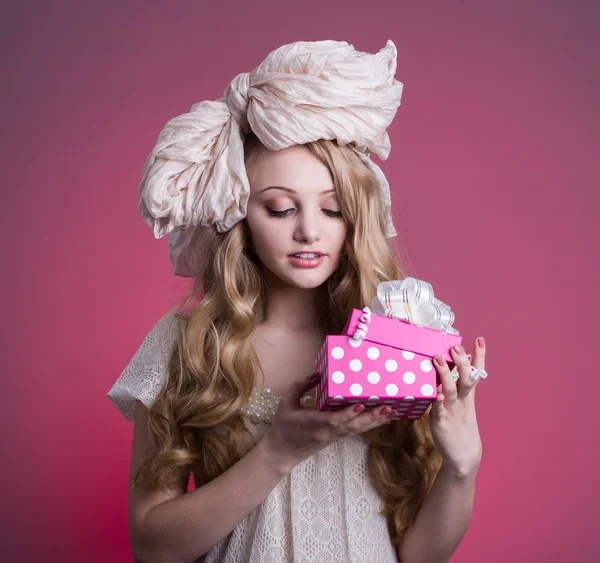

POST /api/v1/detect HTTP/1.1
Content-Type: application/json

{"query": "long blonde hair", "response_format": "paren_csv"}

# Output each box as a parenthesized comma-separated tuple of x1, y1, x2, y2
(134, 132, 442, 544)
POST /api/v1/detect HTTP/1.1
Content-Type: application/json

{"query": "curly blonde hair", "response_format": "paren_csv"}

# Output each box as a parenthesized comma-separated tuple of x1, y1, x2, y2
(133, 132, 442, 544)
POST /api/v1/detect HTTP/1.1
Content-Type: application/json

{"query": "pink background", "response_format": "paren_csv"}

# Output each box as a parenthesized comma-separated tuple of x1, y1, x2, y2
(2, 1, 598, 561)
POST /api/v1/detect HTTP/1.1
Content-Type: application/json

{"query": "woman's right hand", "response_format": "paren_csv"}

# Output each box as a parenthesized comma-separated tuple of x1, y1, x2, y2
(261, 372, 398, 471)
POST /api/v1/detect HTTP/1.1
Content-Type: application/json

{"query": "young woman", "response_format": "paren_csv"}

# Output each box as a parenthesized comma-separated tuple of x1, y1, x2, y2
(108, 39, 487, 563)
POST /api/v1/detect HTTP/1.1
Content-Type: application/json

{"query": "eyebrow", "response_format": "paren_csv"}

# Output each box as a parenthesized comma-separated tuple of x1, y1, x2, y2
(258, 186, 336, 195)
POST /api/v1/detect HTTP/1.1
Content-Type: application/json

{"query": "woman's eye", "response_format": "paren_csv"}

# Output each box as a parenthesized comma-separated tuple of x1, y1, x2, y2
(265, 207, 293, 218)
(265, 206, 342, 219)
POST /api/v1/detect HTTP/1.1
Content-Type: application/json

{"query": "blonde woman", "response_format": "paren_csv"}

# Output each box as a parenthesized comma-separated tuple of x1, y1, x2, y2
(108, 40, 486, 563)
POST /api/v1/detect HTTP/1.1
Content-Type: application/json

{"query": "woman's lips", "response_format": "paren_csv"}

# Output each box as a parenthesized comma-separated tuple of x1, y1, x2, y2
(287, 255, 326, 268)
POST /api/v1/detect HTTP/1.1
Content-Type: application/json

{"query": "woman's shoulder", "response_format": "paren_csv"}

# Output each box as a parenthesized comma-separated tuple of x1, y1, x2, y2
(106, 309, 188, 422)
(154, 308, 188, 339)
(128, 309, 187, 362)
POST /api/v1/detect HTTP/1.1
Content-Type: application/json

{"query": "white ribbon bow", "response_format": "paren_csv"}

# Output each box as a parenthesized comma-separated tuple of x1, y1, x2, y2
(370, 278, 460, 335)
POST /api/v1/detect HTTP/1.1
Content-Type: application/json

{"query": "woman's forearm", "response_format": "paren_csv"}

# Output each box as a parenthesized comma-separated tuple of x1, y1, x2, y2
(133, 438, 293, 563)
(397, 463, 479, 563)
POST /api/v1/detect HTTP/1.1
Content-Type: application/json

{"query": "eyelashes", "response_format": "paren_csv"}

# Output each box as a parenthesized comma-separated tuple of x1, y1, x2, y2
(265, 206, 343, 219)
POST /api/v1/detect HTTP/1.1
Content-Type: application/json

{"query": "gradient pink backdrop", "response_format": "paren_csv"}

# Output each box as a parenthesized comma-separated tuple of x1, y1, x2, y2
(2, 0, 599, 561)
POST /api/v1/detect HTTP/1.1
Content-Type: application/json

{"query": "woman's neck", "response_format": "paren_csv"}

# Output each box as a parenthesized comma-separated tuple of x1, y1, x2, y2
(260, 273, 324, 332)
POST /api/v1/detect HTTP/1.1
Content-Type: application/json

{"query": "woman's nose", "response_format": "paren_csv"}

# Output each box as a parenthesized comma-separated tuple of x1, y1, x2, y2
(293, 211, 321, 243)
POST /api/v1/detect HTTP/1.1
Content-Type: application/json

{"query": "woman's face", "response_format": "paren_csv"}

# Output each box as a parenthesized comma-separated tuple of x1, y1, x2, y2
(245, 144, 348, 289)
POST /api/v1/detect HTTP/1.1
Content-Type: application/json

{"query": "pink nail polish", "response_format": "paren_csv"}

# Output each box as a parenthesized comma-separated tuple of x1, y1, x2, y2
(453, 345, 464, 355)
(477, 337, 485, 348)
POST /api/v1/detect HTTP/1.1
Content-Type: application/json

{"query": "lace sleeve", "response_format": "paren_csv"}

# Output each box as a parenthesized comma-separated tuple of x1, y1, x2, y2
(107, 310, 183, 422)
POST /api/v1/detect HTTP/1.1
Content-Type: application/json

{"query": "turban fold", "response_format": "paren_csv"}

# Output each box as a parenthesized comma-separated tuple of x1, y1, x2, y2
(138, 39, 404, 277)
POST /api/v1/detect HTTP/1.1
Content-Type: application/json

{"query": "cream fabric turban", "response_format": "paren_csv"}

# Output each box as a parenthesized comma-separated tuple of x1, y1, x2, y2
(138, 39, 404, 277)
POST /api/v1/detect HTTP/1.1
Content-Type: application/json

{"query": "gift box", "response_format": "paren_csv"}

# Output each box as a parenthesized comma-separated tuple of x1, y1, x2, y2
(314, 278, 463, 420)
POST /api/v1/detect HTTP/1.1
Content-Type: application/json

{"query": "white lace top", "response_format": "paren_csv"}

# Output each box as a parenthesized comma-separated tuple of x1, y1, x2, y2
(107, 311, 398, 563)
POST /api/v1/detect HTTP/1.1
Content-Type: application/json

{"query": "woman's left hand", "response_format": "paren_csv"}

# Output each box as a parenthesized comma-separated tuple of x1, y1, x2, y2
(429, 338, 486, 476)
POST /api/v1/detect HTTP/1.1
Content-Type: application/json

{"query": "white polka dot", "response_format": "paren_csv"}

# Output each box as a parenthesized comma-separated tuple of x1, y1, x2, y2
(408, 415, 420, 419)
(421, 384, 435, 396)
(402, 350, 415, 360)
(385, 359, 398, 372)
(349, 337, 361, 348)
(402, 371, 416, 384)
(404, 396, 415, 401)
(333, 395, 344, 400)
(350, 383, 363, 396)
(385, 384, 399, 396)
(348, 399, 360, 403)
(332, 371, 345, 384)
(420, 359, 434, 372)
(417, 400, 430, 404)
(367, 371, 380, 384)
(366, 396, 379, 402)
(349, 359, 362, 372)
(332, 347, 344, 359)
(367, 347, 380, 360)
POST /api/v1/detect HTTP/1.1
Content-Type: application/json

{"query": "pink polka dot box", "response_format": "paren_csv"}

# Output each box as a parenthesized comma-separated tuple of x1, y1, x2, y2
(314, 308, 463, 419)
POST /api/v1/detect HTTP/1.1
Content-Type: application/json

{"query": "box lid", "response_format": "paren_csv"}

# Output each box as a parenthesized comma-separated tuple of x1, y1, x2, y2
(342, 308, 462, 362)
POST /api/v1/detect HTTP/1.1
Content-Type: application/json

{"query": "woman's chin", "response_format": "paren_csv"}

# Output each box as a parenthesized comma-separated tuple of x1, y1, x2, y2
(275, 269, 331, 290)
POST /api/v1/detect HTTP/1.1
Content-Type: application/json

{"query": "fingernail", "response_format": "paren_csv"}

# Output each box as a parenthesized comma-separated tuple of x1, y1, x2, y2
(477, 337, 485, 348)
(354, 404, 365, 413)
(381, 406, 391, 415)
(308, 372, 319, 379)
(453, 345, 465, 355)
(435, 355, 446, 366)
